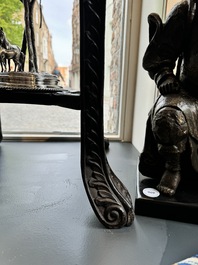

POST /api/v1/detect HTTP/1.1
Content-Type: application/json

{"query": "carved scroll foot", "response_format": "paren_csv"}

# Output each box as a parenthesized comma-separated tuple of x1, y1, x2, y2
(81, 142, 134, 229)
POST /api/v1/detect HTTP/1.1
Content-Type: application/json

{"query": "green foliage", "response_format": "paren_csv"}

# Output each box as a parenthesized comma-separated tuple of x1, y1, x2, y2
(0, 0, 24, 47)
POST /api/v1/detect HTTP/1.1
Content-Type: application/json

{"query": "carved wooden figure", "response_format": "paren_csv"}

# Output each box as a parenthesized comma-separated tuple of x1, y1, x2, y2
(0, 28, 24, 72)
(20, 0, 38, 72)
(139, 0, 198, 196)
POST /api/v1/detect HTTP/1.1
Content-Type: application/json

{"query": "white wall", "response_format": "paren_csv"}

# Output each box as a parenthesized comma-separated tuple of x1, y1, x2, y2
(131, 0, 166, 152)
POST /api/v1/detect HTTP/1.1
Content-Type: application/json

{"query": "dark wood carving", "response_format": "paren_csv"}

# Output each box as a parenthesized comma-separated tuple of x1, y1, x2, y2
(80, 0, 134, 228)
(0, 0, 134, 228)
(135, 1, 198, 224)
(21, 0, 38, 72)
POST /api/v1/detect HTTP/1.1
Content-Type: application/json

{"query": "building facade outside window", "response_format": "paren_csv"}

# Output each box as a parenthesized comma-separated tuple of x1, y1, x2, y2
(0, 0, 130, 139)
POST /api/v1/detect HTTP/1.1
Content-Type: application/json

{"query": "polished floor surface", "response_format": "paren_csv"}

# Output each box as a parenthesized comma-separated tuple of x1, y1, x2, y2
(0, 141, 197, 265)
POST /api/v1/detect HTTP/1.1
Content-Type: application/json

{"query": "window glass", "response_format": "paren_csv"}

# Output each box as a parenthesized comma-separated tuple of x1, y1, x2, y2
(0, 0, 125, 138)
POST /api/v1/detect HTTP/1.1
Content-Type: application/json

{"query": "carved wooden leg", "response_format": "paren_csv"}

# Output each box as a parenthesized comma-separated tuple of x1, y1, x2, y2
(29, 0, 38, 72)
(80, 0, 134, 228)
(22, 0, 36, 72)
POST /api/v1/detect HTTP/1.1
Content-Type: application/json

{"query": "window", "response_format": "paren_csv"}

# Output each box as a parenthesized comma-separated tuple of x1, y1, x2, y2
(36, 32, 39, 46)
(35, 8, 39, 24)
(0, 0, 128, 140)
(42, 36, 48, 60)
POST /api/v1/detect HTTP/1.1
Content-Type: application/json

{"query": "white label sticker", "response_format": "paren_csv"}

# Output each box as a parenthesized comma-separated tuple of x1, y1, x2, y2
(143, 188, 160, 198)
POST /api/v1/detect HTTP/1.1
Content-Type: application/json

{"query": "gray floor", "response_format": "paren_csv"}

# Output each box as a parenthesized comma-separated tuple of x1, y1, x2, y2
(0, 141, 198, 265)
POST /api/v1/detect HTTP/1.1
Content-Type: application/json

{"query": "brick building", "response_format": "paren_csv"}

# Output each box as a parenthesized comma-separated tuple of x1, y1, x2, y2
(106, 0, 123, 133)
(70, 0, 80, 90)
(21, 1, 56, 75)
(33, 1, 56, 74)
(20, 1, 70, 87)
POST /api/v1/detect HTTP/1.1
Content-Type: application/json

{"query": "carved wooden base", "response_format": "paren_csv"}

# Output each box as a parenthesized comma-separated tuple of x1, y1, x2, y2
(135, 170, 198, 224)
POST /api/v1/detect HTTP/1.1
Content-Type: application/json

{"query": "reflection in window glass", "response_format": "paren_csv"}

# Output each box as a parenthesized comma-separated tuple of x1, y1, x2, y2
(105, 0, 124, 134)
(0, 0, 125, 137)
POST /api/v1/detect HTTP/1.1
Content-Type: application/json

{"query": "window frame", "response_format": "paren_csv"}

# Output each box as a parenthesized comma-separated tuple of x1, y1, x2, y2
(1, 0, 144, 142)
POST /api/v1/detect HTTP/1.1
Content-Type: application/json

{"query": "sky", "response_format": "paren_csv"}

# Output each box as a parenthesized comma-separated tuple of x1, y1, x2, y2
(41, 0, 73, 66)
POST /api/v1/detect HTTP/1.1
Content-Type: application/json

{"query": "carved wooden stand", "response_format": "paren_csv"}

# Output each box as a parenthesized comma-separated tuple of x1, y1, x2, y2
(80, 0, 133, 228)
(0, 0, 134, 228)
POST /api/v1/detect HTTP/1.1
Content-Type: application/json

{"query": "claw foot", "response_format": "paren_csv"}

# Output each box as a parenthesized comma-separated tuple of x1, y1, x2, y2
(157, 170, 181, 196)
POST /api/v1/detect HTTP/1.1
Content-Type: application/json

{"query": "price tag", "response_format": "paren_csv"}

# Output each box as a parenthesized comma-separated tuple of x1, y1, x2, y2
(143, 188, 160, 198)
